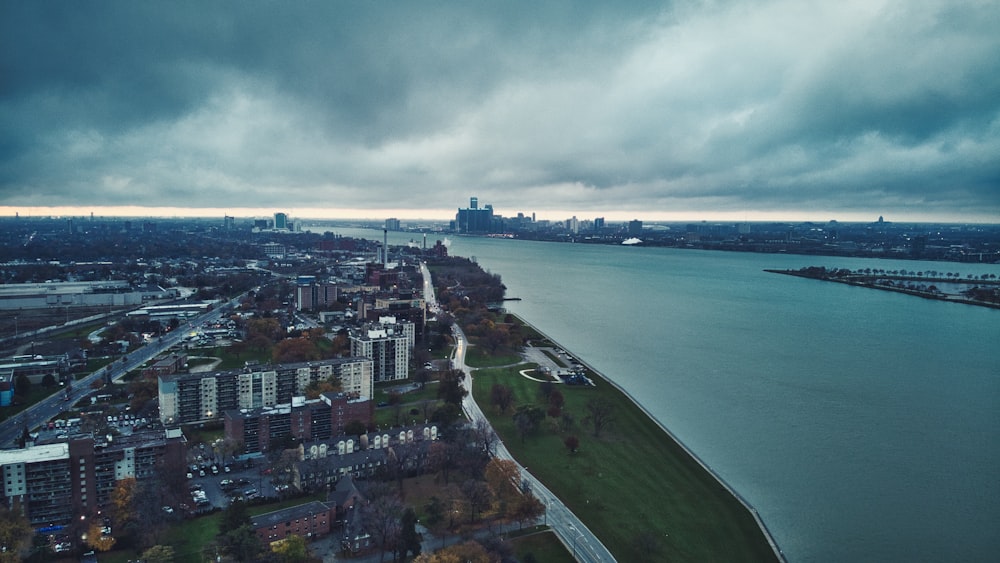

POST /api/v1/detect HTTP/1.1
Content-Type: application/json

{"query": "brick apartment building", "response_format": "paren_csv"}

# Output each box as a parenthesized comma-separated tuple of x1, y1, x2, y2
(224, 392, 372, 454)
(0, 428, 186, 527)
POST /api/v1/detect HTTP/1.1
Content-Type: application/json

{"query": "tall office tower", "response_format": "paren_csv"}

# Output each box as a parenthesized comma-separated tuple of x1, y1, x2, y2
(628, 219, 643, 236)
(274, 212, 289, 230)
(470, 197, 478, 210)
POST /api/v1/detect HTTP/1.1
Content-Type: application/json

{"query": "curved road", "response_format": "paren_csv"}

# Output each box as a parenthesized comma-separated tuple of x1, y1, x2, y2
(422, 263, 614, 563)
(0, 295, 246, 448)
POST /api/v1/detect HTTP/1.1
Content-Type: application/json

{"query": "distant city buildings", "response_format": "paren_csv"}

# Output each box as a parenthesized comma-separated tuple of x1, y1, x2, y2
(455, 196, 497, 234)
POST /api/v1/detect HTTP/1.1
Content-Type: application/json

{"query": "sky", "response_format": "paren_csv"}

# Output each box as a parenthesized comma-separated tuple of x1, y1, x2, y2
(1, 1, 999, 224)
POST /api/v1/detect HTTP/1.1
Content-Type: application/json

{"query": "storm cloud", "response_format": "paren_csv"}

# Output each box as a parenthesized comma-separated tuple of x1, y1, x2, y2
(2, 0, 998, 221)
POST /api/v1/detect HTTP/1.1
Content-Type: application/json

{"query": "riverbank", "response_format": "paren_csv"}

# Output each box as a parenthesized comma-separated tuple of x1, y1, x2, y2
(472, 312, 783, 562)
(523, 315, 786, 560)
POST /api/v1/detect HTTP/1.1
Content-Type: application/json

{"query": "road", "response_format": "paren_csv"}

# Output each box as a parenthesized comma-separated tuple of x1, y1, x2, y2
(421, 262, 615, 563)
(0, 294, 246, 448)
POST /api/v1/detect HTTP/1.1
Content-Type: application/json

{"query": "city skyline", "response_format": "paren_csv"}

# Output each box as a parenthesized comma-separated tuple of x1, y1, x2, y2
(2, 2, 998, 223)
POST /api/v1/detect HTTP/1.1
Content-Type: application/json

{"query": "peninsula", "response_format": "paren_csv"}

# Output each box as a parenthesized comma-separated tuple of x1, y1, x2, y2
(766, 266, 1000, 309)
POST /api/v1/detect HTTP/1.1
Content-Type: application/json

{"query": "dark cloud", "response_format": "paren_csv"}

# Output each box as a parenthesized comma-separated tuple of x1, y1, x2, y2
(1, 0, 997, 220)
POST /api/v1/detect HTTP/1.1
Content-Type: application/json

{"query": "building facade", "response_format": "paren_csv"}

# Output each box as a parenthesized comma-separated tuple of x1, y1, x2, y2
(158, 358, 373, 425)
(349, 318, 412, 383)
(0, 429, 186, 527)
(224, 393, 372, 454)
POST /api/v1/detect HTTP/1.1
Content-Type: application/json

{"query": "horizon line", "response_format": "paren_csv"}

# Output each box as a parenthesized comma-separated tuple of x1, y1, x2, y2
(0, 206, 996, 225)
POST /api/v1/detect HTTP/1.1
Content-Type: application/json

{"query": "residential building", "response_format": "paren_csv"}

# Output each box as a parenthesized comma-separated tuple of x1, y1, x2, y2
(349, 317, 412, 383)
(158, 358, 373, 425)
(224, 393, 372, 454)
(252, 500, 333, 545)
(0, 428, 186, 527)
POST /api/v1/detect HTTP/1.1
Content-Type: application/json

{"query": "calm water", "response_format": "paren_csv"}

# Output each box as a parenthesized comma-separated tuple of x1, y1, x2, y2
(317, 227, 1000, 563)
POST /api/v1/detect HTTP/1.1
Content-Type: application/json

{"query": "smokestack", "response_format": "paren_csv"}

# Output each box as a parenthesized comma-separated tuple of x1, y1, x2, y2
(383, 229, 388, 267)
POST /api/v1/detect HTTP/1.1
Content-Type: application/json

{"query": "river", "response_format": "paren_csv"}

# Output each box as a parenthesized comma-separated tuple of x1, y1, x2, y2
(309, 226, 1000, 563)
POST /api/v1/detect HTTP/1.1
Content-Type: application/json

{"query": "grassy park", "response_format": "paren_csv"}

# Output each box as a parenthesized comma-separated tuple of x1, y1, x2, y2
(470, 340, 777, 562)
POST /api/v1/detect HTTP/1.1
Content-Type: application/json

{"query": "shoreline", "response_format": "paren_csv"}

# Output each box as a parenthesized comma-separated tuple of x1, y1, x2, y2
(512, 312, 787, 562)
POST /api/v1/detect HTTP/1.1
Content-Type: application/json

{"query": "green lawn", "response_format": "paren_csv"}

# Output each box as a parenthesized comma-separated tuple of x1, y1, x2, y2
(472, 365, 777, 562)
(463, 346, 521, 368)
(199, 345, 271, 371)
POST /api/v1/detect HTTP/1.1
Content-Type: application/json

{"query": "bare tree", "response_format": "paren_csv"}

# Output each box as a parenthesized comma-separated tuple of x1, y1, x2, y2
(361, 484, 404, 562)
(473, 418, 498, 457)
(490, 383, 515, 414)
(584, 397, 615, 438)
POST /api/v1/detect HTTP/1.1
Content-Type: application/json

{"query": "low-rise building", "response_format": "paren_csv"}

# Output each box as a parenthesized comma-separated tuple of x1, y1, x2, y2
(251, 500, 333, 545)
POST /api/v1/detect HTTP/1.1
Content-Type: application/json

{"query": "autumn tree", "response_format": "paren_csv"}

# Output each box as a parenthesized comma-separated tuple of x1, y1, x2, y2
(548, 389, 564, 410)
(484, 459, 520, 502)
(564, 435, 580, 454)
(110, 477, 138, 531)
(0, 501, 31, 562)
(271, 534, 308, 562)
(141, 545, 176, 563)
(303, 376, 341, 399)
(511, 494, 545, 530)
(412, 540, 498, 563)
(85, 521, 117, 552)
(272, 337, 321, 363)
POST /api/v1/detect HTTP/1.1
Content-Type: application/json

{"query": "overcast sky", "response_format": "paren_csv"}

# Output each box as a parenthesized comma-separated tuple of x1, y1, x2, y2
(2, 1, 998, 223)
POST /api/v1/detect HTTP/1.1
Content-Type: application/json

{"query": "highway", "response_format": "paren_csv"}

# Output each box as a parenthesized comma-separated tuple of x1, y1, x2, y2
(0, 295, 246, 448)
(421, 262, 615, 563)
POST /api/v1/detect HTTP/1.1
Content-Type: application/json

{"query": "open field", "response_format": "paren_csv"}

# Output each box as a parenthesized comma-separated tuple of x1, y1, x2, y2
(472, 359, 777, 562)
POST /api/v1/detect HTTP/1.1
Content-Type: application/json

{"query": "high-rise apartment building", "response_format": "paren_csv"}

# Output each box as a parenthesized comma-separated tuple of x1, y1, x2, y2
(349, 317, 413, 382)
(0, 429, 186, 527)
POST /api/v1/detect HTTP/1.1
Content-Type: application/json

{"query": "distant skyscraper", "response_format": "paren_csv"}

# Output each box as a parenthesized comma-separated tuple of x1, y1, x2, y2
(628, 220, 643, 236)
(594, 217, 605, 230)
(456, 196, 495, 234)
(385, 218, 401, 231)
(274, 212, 289, 230)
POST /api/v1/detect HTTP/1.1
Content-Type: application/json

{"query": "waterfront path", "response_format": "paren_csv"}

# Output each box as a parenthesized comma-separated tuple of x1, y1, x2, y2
(421, 262, 614, 562)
